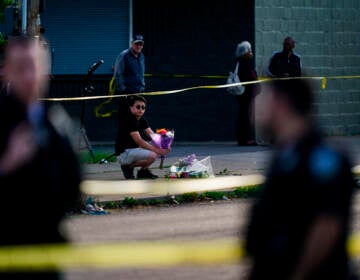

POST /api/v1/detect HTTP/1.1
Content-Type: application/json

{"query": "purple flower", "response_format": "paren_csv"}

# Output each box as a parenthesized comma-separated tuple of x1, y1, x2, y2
(151, 129, 175, 169)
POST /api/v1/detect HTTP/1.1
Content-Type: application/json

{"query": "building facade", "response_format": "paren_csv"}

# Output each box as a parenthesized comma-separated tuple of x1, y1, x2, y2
(255, 0, 360, 136)
(1, 0, 358, 142)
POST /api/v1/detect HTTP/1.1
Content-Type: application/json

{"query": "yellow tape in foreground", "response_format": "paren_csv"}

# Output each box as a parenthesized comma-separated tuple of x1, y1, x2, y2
(352, 165, 360, 177)
(1, 232, 360, 271)
(0, 239, 242, 271)
(80, 175, 265, 196)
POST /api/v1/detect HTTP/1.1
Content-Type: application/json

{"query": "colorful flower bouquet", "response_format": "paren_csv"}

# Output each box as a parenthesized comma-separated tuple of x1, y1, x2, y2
(166, 154, 215, 179)
(151, 128, 175, 169)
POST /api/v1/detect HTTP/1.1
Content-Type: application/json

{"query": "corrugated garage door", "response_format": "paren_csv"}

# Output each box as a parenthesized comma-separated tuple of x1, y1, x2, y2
(42, 0, 130, 75)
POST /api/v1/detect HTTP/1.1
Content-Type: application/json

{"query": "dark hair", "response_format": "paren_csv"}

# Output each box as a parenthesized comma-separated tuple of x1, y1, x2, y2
(127, 95, 146, 106)
(269, 79, 314, 116)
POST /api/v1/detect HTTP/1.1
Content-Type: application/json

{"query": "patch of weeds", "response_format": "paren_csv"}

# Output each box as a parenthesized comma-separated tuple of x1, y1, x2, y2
(216, 168, 230, 175)
(233, 185, 263, 198)
(122, 197, 138, 208)
(176, 192, 199, 203)
(203, 191, 226, 200)
(148, 198, 166, 206)
(78, 151, 117, 164)
(104, 201, 119, 209)
(198, 192, 208, 200)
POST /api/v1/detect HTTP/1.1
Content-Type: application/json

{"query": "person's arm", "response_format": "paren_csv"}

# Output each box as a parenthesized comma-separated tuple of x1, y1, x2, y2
(130, 131, 170, 156)
(144, 127, 155, 138)
(290, 213, 342, 280)
(114, 52, 126, 92)
(140, 54, 145, 91)
(266, 54, 277, 77)
(0, 123, 37, 174)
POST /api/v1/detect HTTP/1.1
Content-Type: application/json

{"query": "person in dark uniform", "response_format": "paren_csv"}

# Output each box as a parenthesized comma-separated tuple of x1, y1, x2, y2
(233, 41, 261, 146)
(267, 36, 301, 78)
(244, 79, 357, 280)
(0, 36, 82, 279)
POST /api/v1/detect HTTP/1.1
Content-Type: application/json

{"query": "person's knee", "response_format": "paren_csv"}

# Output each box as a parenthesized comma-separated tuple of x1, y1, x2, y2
(148, 151, 157, 161)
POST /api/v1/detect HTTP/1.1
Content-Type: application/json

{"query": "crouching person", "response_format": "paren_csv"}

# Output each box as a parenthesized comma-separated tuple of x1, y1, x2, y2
(115, 95, 171, 179)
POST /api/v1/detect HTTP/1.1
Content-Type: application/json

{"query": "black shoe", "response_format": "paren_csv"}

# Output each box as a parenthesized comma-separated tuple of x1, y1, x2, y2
(121, 165, 134, 179)
(137, 168, 158, 179)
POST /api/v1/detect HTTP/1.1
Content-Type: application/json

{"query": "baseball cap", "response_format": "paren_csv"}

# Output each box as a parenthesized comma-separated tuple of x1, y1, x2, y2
(132, 34, 144, 43)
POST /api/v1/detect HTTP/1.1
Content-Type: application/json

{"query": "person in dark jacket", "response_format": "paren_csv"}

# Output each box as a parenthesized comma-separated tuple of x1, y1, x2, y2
(244, 79, 357, 280)
(267, 36, 301, 78)
(234, 41, 261, 146)
(0, 35, 82, 280)
(113, 34, 147, 156)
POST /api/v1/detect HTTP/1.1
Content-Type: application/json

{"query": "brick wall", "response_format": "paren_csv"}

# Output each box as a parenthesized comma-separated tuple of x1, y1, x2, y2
(255, 0, 360, 135)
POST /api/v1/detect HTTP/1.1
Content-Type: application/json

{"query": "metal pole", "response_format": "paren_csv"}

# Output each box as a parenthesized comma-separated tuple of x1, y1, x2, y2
(21, 0, 27, 34)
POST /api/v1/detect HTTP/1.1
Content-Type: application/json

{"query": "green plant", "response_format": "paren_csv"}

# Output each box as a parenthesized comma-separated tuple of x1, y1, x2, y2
(203, 191, 225, 200)
(78, 151, 116, 164)
(176, 192, 199, 203)
(104, 201, 119, 209)
(0, 0, 12, 22)
(233, 185, 263, 198)
(122, 197, 138, 208)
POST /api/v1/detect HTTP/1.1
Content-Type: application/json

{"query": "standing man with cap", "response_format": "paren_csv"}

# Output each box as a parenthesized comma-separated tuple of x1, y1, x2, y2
(113, 34, 148, 175)
(113, 34, 145, 96)
(267, 36, 302, 78)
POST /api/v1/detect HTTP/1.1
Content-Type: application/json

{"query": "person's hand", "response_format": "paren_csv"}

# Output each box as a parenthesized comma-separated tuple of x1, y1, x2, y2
(157, 147, 171, 156)
(0, 123, 37, 174)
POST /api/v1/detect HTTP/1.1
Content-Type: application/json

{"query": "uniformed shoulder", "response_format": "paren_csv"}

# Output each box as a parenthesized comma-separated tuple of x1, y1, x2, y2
(308, 144, 344, 182)
(292, 52, 301, 59)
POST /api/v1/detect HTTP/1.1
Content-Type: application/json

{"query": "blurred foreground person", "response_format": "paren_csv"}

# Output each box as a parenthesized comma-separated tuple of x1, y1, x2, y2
(244, 79, 357, 280)
(0, 36, 82, 279)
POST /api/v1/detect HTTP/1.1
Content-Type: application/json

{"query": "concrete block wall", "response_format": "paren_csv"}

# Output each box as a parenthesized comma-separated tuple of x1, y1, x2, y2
(255, 0, 360, 135)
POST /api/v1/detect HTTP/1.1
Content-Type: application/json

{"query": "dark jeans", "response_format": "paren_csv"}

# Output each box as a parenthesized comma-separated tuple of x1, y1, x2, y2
(236, 91, 256, 145)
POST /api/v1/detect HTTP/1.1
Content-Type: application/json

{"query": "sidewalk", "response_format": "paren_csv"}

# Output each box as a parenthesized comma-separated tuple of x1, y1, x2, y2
(82, 136, 360, 201)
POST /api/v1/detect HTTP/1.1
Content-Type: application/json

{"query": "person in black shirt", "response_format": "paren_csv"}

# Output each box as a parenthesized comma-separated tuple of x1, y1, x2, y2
(244, 79, 357, 280)
(267, 36, 301, 78)
(115, 95, 170, 179)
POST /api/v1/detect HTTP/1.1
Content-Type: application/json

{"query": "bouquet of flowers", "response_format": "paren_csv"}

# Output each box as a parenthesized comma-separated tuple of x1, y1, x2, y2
(167, 154, 214, 179)
(151, 128, 175, 169)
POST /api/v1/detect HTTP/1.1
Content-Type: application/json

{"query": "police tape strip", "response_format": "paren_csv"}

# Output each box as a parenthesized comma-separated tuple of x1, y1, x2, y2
(1, 232, 360, 271)
(80, 175, 266, 196)
(0, 239, 242, 271)
(353, 165, 360, 177)
(40, 74, 360, 102)
(81, 163, 360, 196)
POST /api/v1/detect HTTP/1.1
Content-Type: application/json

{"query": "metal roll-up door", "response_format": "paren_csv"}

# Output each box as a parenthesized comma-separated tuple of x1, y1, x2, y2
(42, 0, 130, 75)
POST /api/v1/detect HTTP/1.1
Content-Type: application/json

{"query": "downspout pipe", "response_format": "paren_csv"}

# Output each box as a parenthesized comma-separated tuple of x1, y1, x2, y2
(21, 0, 27, 34)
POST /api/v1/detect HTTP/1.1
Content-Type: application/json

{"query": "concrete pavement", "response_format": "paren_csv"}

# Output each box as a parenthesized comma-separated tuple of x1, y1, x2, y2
(82, 136, 360, 201)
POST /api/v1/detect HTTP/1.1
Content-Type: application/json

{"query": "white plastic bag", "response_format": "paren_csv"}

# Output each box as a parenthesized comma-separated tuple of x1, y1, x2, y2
(185, 156, 215, 178)
(226, 62, 245, 95)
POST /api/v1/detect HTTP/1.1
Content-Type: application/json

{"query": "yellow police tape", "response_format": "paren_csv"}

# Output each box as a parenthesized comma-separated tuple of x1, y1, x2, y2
(94, 76, 118, 118)
(0, 239, 242, 271)
(353, 165, 360, 177)
(1, 232, 360, 271)
(81, 164, 360, 196)
(80, 175, 265, 196)
(40, 75, 360, 103)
